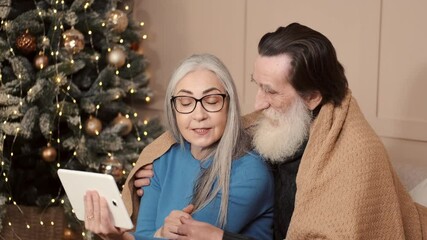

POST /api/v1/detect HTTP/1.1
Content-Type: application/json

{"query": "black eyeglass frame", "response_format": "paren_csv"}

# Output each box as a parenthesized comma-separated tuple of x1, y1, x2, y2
(171, 93, 228, 114)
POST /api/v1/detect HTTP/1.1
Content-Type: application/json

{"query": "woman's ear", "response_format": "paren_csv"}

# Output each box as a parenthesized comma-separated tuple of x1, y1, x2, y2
(304, 91, 322, 110)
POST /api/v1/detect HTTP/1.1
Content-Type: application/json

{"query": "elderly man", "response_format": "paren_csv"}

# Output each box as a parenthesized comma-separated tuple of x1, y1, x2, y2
(122, 22, 427, 239)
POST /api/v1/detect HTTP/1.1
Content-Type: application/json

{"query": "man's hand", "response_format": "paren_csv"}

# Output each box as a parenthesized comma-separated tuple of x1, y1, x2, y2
(176, 217, 224, 240)
(155, 205, 195, 239)
(133, 163, 154, 196)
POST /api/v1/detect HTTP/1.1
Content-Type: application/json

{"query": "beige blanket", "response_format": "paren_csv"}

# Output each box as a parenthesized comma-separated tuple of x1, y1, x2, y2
(122, 92, 427, 239)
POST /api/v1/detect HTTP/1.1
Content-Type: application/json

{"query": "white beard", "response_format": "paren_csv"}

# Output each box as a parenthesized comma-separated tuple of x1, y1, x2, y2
(252, 96, 312, 164)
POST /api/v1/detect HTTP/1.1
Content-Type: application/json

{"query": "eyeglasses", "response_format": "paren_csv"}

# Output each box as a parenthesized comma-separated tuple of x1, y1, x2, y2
(171, 93, 228, 114)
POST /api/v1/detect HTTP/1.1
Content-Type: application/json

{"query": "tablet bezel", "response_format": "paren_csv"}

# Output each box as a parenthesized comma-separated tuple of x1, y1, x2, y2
(57, 169, 134, 230)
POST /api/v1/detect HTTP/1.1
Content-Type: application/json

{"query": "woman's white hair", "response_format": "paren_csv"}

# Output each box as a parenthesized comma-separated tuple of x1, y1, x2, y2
(164, 53, 250, 227)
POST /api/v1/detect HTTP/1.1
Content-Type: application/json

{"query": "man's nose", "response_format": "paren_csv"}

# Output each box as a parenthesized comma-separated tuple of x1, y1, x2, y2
(254, 90, 270, 111)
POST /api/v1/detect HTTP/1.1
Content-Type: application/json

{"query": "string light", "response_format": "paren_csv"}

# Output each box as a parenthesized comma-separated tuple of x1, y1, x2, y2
(2, 1, 156, 237)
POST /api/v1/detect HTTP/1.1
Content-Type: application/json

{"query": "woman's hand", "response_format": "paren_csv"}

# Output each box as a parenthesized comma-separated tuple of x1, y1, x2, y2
(176, 217, 224, 240)
(155, 205, 194, 239)
(84, 190, 133, 240)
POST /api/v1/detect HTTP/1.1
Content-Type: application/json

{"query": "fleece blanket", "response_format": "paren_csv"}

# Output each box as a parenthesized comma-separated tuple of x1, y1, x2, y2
(121, 91, 427, 239)
(286, 92, 427, 239)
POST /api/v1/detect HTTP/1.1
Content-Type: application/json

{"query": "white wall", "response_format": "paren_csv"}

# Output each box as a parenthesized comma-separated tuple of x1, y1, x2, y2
(133, 0, 427, 189)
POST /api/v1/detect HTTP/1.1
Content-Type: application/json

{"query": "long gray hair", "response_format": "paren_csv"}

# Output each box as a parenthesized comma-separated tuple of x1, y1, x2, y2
(164, 53, 250, 227)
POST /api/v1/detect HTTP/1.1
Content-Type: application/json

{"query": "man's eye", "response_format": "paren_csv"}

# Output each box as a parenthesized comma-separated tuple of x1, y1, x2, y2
(263, 88, 276, 95)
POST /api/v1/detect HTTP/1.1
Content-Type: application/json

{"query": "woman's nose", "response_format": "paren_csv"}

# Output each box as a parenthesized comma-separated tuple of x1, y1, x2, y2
(191, 102, 208, 120)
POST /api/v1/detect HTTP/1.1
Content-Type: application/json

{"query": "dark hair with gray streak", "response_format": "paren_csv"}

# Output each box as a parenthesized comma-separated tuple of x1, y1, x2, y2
(258, 22, 348, 106)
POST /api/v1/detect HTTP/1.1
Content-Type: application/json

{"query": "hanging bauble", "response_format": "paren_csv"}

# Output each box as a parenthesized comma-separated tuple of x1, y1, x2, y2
(33, 52, 49, 70)
(63, 227, 76, 240)
(42, 143, 57, 162)
(99, 156, 124, 182)
(84, 115, 103, 136)
(106, 9, 128, 33)
(107, 47, 127, 68)
(117, 0, 134, 14)
(130, 41, 139, 51)
(16, 30, 37, 55)
(62, 28, 85, 54)
(112, 113, 133, 136)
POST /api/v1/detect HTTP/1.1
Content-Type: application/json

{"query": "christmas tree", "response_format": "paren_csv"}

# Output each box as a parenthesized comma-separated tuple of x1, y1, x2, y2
(0, 0, 163, 238)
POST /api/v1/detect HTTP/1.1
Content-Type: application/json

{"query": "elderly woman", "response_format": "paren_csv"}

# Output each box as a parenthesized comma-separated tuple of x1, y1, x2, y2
(84, 54, 274, 240)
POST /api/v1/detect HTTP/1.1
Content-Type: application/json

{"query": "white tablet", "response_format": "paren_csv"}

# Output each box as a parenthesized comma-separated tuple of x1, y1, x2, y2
(58, 169, 134, 229)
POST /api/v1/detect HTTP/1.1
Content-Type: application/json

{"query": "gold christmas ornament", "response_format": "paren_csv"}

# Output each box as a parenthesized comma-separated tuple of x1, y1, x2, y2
(106, 9, 128, 33)
(112, 113, 133, 136)
(63, 227, 76, 239)
(42, 143, 57, 162)
(33, 52, 49, 70)
(84, 115, 103, 136)
(107, 47, 127, 68)
(99, 156, 124, 182)
(16, 30, 37, 55)
(62, 28, 85, 54)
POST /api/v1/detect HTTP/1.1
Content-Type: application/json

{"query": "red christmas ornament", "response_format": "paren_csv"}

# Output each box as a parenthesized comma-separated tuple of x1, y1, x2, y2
(130, 42, 139, 51)
(16, 30, 37, 55)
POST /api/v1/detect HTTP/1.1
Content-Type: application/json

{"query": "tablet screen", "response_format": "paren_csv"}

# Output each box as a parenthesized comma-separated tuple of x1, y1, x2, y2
(58, 169, 134, 229)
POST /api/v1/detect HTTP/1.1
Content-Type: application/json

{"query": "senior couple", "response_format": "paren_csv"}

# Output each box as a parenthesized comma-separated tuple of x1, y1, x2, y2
(83, 23, 427, 240)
